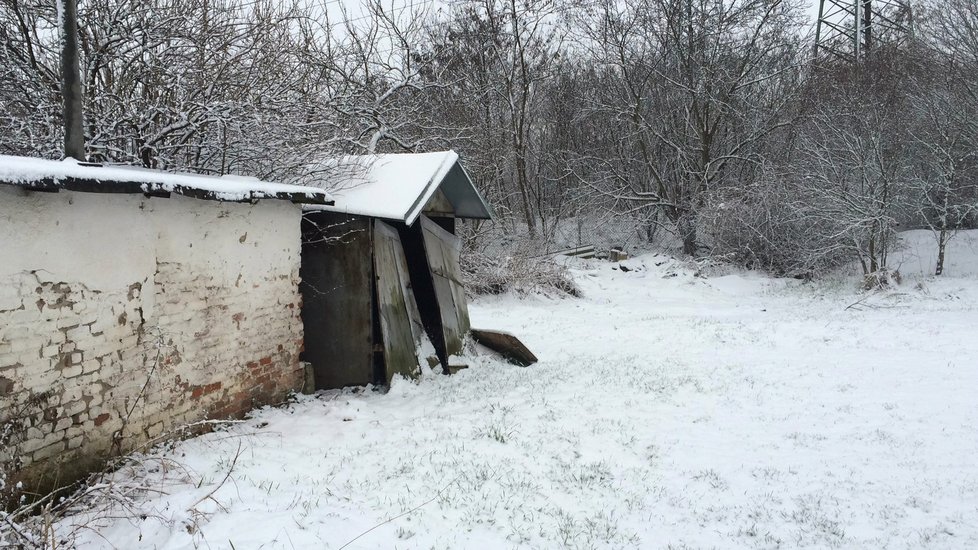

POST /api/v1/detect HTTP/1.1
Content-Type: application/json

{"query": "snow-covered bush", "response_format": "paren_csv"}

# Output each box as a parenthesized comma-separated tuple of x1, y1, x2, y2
(862, 268, 903, 290)
(701, 180, 854, 278)
(461, 249, 579, 297)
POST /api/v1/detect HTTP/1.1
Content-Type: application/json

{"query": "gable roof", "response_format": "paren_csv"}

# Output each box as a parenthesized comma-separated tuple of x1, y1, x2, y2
(0, 155, 332, 205)
(308, 151, 492, 225)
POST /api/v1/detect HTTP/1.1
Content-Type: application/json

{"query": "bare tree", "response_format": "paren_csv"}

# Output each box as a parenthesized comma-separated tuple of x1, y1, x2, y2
(423, 0, 568, 239)
(4, 0, 978, 284)
(1, 0, 64, 159)
(907, 0, 978, 275)
(577, 0, 805, 255)
(305, 0, 443, 155)
(790, 57, 919, 284)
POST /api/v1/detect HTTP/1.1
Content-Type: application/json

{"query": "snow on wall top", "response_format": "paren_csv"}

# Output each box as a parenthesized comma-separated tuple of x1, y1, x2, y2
(307, 150, 492, 225)
(0, 155, 333, 205)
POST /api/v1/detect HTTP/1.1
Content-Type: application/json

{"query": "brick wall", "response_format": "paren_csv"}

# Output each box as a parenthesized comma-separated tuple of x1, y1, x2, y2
(0, 188, 305, 497)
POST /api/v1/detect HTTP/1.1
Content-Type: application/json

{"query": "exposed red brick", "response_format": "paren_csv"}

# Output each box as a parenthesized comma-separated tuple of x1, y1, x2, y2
(2, 218, 308, 501)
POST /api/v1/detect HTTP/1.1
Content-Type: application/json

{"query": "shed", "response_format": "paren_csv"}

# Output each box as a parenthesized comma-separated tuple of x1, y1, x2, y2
(0, 155, 330, 498)
(300, 151, 492, 389)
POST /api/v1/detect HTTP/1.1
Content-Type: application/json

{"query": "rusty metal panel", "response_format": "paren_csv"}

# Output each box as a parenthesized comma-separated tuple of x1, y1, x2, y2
(373, 220, 427, 383)
(420, 216, 470, 357)
(300, 212, 373, 389)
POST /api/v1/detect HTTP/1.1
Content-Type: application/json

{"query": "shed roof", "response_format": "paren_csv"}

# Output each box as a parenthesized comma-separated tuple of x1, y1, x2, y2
(308, 151, 492, 225)
(0, 155, 332, 204)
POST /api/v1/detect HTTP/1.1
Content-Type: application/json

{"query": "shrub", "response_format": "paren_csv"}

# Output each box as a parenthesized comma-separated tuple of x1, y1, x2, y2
(461, 249, 579, 297)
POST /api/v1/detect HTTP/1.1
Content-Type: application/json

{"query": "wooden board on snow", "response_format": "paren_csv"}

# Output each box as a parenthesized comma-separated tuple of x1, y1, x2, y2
(471, 329, 538, 367)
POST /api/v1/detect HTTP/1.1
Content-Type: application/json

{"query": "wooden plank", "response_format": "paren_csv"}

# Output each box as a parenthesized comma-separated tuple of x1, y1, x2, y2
(420, 216, 470, 358)
(422, 217, 461, 280)
(445, 354, 468, 375)
(422, 187, 455, 216)
(300, 212, 374, 390)
(449, 278, 470, 336)
(555, 245, 595, 258)
(431, 276, 464, 355)
(374, 220, 427, 384)
(471, 329, 538, 367)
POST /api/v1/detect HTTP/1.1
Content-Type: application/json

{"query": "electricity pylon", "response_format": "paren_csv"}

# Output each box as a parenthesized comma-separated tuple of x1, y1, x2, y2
(814, 0, 915, 62)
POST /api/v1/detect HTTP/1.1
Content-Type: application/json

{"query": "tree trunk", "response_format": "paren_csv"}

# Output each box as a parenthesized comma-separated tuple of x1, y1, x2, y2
(868, 231, 878, 273)
(644, 209, 659, 244)
(514, 150, 536, 238)
(680, 217, 698, 256)
(936, 227, 948, 276)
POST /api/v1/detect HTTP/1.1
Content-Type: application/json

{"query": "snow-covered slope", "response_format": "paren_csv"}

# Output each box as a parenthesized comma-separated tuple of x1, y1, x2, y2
(50, 239, 978, 549)
(891, 229, 978, 278)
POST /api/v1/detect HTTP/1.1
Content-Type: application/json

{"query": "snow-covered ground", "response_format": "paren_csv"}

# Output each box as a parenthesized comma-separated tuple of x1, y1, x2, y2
(55, 231, 978, 549)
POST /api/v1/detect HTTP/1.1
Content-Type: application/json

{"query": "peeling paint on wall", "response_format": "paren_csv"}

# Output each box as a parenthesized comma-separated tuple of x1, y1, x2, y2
(0, 187, 305, 499)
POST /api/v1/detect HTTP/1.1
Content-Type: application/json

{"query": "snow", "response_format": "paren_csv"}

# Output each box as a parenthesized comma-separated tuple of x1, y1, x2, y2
(0, 155, 331, 203)
(52, 231, 978, 549)
(308, 151, 461, 224)
(889, 229, 978, 277)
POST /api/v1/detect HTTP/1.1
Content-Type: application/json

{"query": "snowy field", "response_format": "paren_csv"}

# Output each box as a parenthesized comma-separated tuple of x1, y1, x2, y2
(56, 231, 978, 549)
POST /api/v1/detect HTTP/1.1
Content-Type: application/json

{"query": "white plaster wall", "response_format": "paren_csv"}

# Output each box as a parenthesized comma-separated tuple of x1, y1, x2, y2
(0, 187, 153, 310)
(0, 187, 300, 312)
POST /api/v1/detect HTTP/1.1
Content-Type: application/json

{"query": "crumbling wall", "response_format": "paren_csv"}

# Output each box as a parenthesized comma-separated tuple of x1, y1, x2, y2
(0, 187, 304, 496)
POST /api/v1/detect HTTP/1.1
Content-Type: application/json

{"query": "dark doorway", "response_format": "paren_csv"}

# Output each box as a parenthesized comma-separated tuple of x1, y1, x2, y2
(397, 222, 449, 370)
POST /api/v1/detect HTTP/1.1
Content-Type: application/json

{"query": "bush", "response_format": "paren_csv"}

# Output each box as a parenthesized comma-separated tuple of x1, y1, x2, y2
(862, 269, 902, 290)
(461, 249, 579, 297)
(701, 174, 894, 279)
(701, 184, 842, 278)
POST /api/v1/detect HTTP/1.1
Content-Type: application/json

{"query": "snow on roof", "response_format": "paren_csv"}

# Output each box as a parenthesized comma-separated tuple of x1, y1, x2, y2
(0, 155, 332, 205)
(307, 150, 492, 225)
